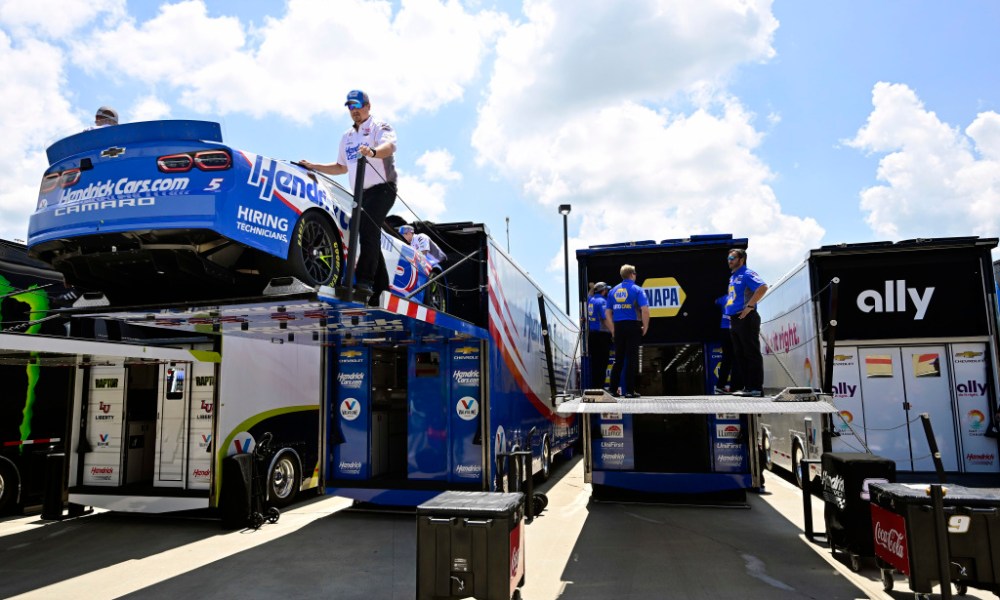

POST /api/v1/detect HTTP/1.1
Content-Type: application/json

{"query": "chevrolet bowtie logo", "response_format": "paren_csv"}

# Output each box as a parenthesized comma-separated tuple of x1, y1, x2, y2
(341, 350, 362, 358)
(455, 346, 477, 355)
(101, 146, 126, 158)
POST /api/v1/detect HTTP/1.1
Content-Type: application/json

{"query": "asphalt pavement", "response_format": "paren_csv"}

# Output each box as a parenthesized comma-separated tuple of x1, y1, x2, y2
(1, 458, 988, 599)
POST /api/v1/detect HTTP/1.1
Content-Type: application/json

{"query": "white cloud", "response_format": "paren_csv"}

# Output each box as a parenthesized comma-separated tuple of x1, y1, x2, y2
(847, 82, 1000, 240)
(395, 149, 461, 222)
(474, 0, 819, 280)
(72, 0, 508, 123)
(0, 31, 81, 242)
(0, 0, 125, 38)
(130, 95, 172, 122)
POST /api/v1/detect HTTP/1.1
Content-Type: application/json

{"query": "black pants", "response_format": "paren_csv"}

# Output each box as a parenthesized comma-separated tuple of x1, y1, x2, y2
(609, 321, 642, 395)
(730, 310, 762, 391)
(717, 329, 739, 390)
(587, 330, 612, 389)
(356, 182, 396, 299)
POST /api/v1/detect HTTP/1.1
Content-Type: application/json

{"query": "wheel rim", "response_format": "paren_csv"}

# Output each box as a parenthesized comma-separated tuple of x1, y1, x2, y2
(793, 445, 804, 487)
(299, 220, 335, 284)
(271, 456, 296, 500)
(762, 435, 772, 469)
(542, 440, 551, 478)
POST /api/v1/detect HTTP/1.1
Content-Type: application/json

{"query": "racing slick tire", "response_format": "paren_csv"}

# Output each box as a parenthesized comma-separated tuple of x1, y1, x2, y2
(287, 211, 341, 288)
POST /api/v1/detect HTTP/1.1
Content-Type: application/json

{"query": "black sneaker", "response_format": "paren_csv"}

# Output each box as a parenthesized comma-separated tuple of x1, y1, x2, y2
(353, 283, 373, 302)
(625, 392, 641, 398)
(745, 390, 763, 398)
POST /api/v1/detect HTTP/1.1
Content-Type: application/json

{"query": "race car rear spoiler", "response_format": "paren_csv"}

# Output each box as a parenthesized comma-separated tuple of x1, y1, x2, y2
(47, 120, 224, 164)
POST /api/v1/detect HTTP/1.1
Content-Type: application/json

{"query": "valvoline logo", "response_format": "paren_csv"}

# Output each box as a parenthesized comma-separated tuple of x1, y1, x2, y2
(230, 433, 255, 456)
(97, 433, 110, 448)
(456, 397, 479, 421)
(340, 398, 361, 421)
(640, 277, 686, 318)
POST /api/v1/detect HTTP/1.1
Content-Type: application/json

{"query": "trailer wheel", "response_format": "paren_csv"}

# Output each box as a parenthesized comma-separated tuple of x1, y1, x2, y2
(954, 582, 967, 596)
(0, 462, 17, 514)
(505, 451, 521, 493)
(760, 431, 773, 471)
(540, 437, 552, 482)
(268, 453, 299, 508)
(792, 441, 805, 489)
(880, 568, 894, 592)
(288, 212, 340, 287)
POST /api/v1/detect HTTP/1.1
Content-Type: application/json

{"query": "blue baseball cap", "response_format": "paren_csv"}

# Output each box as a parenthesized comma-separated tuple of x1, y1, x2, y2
(345, 90, 369, 109)
(398, 224, 414, 235)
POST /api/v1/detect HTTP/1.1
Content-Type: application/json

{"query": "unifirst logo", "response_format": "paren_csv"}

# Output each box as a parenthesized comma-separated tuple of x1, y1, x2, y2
(640, 277, 686, 318)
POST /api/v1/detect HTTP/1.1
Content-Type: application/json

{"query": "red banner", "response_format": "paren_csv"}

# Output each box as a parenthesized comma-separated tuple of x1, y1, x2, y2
(871, 504, 910, 574)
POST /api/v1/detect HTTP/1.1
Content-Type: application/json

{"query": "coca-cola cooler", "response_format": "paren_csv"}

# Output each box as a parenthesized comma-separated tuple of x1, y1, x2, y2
(869, 482, 1000, 596)
(821, 452, 895, 570)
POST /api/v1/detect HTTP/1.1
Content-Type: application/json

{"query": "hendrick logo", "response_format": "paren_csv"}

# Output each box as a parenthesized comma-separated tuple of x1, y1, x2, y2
(338, 372, 364, 389)
(856, 280, 934, 320)
(453, 369, 479, 386)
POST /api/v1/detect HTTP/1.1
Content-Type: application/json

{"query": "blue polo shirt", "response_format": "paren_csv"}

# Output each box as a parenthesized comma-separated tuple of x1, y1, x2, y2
(587, 294, 608, 332)
(724, 265, 766, 315)
(608, 279, 649, 322)
(715, 295, 731, 329)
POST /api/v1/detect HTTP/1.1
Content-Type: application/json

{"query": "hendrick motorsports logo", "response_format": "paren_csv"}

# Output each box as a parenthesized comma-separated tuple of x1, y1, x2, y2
(640, 277, 686, 318)
(89, 466, 114, 481)
(338, 372, 364, 389)
(340, 399, 361, 421)
(456, 397, 480, 421)
(339, 461, 362, 475)
(455, 464, 482, 476)
(453, 369, 479, 386)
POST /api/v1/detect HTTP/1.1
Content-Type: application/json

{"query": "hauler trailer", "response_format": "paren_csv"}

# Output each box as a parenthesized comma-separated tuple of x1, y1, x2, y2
(758, 236, 1000, 487)
(572, 234, 802, 501)
(74, 221, 581, 509)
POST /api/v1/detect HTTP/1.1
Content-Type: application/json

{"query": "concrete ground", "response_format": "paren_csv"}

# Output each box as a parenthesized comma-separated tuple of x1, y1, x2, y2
(1, 457, 992, 599)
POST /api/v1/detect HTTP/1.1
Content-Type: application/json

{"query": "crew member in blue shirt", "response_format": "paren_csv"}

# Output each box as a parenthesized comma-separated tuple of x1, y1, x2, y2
(724, 249, 768, 397)
(605, 265, 650, 398)
(714, 294, 739, 394)
(586, 282, 612, 389)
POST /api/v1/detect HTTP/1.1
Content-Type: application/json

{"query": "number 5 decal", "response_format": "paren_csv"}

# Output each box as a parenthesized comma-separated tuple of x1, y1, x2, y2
(205, 178, 224, 192)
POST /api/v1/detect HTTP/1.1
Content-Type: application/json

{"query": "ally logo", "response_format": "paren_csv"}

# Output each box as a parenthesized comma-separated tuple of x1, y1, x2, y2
(457, 397, 480, 421)
(340, 398, 361, 421)
(229, 432, 255, 456)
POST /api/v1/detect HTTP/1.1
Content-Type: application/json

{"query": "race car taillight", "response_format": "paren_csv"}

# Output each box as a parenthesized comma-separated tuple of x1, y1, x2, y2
(157, 154, 194, 172)
(157, 150, 232, 173)
(194, 150, 231, 170)
(39, 168, 81, 193)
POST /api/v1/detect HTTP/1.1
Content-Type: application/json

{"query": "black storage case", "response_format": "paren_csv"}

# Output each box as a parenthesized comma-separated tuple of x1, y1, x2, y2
(417, 491, 525, 600)
(821, 452, 895, 561)
(219, 453, 253, 529)
(870, 482, 1000, 595)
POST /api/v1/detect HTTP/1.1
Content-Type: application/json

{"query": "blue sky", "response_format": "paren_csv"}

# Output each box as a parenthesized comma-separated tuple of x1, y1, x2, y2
(1, 0, 998, 315)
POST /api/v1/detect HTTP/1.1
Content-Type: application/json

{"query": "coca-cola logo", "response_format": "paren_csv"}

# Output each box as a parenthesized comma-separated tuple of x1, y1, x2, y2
(874, 521, 905, 558)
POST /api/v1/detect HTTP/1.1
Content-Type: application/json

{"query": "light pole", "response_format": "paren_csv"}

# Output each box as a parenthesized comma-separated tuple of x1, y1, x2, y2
(558, 204, 571, 315)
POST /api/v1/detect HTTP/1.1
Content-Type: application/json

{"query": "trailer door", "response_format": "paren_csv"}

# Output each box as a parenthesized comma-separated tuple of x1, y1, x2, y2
(155, 363, 189, 485)
(858, 348, 912, 469)
(900, 346, 958, 471)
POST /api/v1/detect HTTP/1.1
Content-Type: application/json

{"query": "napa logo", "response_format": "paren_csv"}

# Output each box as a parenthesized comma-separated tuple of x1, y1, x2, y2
(340, 398, 361, 421)
(456, 397, 480, 421)
(640, 277, 686, 318)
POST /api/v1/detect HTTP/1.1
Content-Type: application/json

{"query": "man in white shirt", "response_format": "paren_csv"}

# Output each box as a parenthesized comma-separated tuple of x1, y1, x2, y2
(85, 106, 118, 131)
(300, 90, 398, 304)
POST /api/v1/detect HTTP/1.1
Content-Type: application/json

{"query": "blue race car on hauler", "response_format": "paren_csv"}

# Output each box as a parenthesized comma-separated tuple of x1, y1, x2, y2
(27, 120, 433, 304)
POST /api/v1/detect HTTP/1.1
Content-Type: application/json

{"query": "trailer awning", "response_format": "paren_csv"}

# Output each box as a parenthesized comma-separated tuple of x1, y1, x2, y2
(65, 284, 489, 346)
(0, 332, 216, 367)
(557, 387, 837, 415)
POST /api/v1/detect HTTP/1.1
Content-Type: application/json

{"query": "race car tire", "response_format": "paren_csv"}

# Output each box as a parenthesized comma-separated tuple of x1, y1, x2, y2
(0, 461, 19, 515)
(288, 212, 341, 288)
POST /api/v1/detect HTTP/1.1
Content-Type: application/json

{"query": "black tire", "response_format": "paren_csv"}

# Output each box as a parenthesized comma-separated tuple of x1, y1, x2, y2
(540, 437, 552, 482)
(506, 452, 521, 493)
(792, 440, 805, 489)
(761, 431, 773, 471)
(955, 582, 967, 596)
(0, 461, 17, 515)
(287, 211, 341, 287)
(880, 569, 894, 592)
(268, 453, 299, 508)
(267, 507, 280, 524)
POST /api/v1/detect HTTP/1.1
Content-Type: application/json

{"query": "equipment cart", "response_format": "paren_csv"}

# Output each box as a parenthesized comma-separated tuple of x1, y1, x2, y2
(870, 482, 1000, 598)
(249, 432, 280, 529)
(821, 452, 895, 571)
